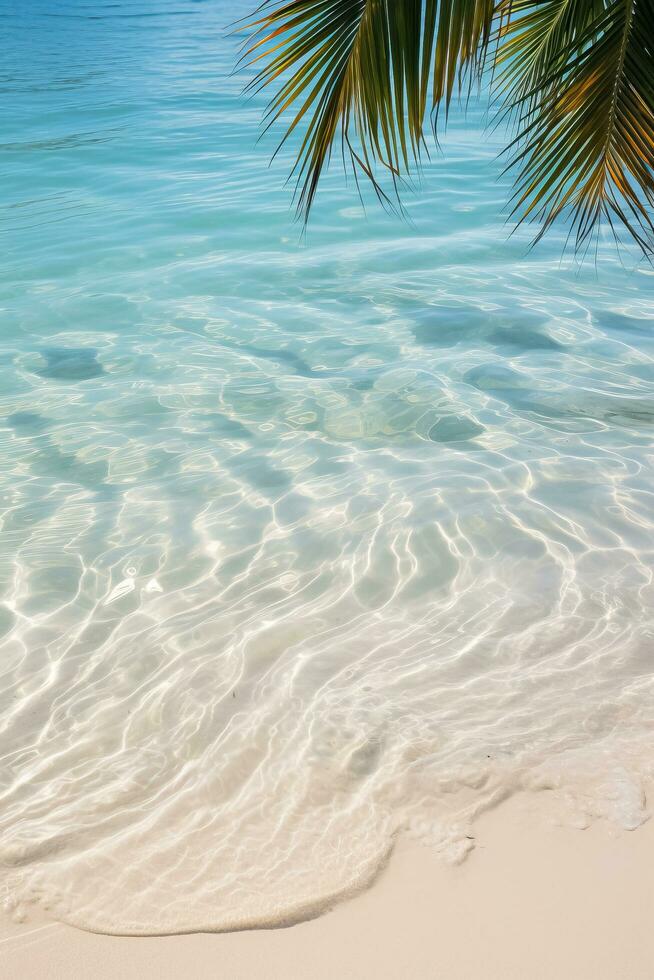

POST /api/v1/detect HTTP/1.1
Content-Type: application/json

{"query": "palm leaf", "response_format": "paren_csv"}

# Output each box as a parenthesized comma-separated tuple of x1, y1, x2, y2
(243, 0, 654, 255)
(501, 0, 654, 255)
(243, 0, 495, 218)
(494, 1, 605, 105)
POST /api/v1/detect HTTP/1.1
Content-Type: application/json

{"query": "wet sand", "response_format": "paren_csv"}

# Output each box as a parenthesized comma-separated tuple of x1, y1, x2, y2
(4, 790, 653, 980)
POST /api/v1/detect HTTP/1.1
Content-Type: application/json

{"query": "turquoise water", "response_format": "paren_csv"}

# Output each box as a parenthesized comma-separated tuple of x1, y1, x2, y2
(2, 0, 654, 934)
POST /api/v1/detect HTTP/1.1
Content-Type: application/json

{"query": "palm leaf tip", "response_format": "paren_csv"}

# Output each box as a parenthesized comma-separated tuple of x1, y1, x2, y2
(243, 0, 495, 220)
(500, 0, 654, 257)
(244, 0, 654, 257)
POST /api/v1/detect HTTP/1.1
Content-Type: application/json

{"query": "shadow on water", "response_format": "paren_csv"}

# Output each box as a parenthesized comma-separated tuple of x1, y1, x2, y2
(217, 339, 382, 388)
(34, 347, 105, 381)
(464, 366, 654, 430)
(219, 340, 314, 378)
(6, 411, 49, 433)
(7, 411, 112, 495)
(199, 412, 252, 440)
(412, 306, 485, 348)
(487, 325, 563, 351)
(227, 447, 293, 492)
(596, 311, 654, 336)
(428, 415, 485, 443)
(411, 305, 564, 353)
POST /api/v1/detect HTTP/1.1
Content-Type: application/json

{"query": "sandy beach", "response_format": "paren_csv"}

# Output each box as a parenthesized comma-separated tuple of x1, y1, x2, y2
(4, 2, 654, 976)
(4, 790, 652, 980)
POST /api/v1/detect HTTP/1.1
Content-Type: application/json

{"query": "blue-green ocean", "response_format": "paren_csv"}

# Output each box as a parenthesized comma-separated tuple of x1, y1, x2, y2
(1, 0, 654, 934)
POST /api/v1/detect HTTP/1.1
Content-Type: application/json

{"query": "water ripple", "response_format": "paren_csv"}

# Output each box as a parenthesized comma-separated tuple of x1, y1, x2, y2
(1, 0, 654, 936)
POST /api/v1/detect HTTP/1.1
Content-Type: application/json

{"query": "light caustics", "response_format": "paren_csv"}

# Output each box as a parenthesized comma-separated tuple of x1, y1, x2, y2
(0, 0, 654, 935)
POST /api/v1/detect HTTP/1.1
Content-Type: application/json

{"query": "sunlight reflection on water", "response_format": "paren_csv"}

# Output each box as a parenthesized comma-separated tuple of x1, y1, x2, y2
(1, 0, 654, 934)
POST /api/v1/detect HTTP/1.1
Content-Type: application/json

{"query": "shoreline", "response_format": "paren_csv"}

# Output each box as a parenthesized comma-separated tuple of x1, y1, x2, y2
(4, 788, 653, 979)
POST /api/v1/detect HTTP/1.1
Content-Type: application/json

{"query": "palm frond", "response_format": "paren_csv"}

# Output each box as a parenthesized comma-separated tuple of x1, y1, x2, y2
(243, 0, 495, 218)
(243, 0, 654, 256)
(430, 0, 496, 111)
(494, 1, 605, 105)
(501, 0, 654, 255)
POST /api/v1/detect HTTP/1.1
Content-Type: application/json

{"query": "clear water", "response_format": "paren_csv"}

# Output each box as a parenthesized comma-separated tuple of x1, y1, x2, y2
(2, 0, 654, 934)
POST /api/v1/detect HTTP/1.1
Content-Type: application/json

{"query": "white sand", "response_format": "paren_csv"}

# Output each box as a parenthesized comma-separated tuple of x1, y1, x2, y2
(3, 790, 653, 980)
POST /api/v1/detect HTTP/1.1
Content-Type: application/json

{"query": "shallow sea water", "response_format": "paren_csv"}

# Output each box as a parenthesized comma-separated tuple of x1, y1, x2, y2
(1, 0, 654, 934)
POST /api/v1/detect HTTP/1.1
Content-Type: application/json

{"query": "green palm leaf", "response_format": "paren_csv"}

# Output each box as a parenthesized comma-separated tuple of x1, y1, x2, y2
(243, 0, 495, 217)
(494, 1, 605, 105)
(500, 0, 654, 255)
(244, 0, 654, 255)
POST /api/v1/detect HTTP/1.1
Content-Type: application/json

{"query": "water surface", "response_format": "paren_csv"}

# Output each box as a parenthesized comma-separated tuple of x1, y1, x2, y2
(1, 0, 654, 934)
